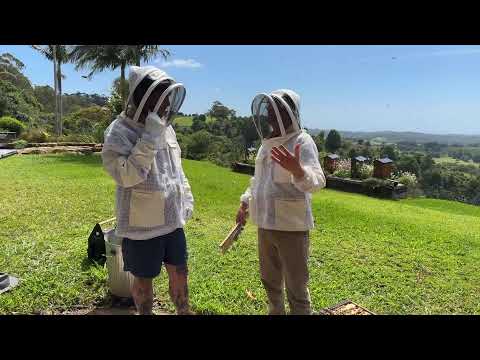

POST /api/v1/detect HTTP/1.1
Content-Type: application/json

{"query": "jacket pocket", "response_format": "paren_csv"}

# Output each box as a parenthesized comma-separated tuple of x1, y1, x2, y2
(274, 198, 307, 231)
(129, 190, 165, 228)
(168, 141, 182, 175)
(273, 163, 292, 183)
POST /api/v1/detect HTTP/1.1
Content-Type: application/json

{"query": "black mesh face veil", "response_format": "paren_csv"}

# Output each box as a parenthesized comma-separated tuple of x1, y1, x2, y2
(251, 91, 300, 140)
(251, 93, 283, 140)
(153, 83, 186, 126)
(125, 66, 185, 125)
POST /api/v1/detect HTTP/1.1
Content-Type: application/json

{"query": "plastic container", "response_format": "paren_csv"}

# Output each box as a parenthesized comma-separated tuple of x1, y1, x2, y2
(104, 228, 135, 298)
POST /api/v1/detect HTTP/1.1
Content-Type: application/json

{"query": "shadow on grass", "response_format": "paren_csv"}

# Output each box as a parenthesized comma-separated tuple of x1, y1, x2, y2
(81, 257, 104, 271)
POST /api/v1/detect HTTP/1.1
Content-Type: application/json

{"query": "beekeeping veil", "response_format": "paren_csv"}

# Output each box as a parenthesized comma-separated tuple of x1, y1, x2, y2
(125, 66, 186, 125)
(251, 89, 302, 142)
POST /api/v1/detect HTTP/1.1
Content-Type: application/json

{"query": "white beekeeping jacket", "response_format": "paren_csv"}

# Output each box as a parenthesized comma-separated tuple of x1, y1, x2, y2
(240, 89, 326, 231)
(101, 66, 193, 240)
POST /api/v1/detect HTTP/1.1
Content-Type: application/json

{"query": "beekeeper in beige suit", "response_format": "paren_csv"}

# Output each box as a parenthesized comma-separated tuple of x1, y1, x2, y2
(236, 89, 326, 315)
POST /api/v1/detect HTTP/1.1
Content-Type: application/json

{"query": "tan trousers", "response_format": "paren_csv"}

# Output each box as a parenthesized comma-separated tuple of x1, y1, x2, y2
(258, 228, 312, 315)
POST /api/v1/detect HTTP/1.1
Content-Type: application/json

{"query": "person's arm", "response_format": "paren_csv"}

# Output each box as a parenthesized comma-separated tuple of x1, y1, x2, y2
(180, 166, 194, 219)
(236, 177, 254, 225)
(102, 113, 166, 188)
(271, 136, 326, 193)
(240, 183, 252, 207)
(291, 137, 326, 193)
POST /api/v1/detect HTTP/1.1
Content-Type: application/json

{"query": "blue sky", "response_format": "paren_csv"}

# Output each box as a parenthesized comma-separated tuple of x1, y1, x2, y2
(1, 45, 480, 134)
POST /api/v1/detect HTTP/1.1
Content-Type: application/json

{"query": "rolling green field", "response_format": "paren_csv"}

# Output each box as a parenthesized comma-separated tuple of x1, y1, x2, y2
(1, 154, 479, 314)
(434, 156, 479, 167)
(173, 115, 216, 127)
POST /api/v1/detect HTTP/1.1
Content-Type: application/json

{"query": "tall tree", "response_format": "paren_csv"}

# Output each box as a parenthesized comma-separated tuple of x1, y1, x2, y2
(208, 101, 235, 120)
(237, 116, 258, 161)
(313, 131, 325, 152)
(125, 45, 169, 67)
(31, 45, 68, 136)
(0, 53, 32, 92)
(68, 45, 170, 110)
(381, 144, 398, 160)
(325, 129, 342, 153)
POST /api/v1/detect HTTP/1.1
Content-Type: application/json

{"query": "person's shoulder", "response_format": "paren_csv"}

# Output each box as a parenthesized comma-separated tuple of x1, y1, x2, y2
(104, 115, 139, 145)
(103, 118, 118, 135)
(108, 114, 138, 134)
(297, 130, 315, 144)
(166, 125, 178, 141)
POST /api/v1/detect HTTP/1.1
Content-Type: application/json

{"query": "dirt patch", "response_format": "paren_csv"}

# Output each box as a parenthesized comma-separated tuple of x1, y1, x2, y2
(319, 300, 375, 315)
(33, 297, 173, 315)
(55, 307, 169, 315)
(38, 305, 171, 316)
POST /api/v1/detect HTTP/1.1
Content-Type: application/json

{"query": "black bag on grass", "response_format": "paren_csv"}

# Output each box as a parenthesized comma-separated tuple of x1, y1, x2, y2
(87, 223, 106, 266)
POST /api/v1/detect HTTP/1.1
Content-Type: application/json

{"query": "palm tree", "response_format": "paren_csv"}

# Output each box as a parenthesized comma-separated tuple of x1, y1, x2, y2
(123, 45, 170, 67)
(31, 45, 68, 136)
(68, 45, 170, 110)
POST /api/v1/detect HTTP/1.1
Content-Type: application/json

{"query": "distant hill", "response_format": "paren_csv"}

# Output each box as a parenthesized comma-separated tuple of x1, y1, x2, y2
(307, 129, 480, 146)
(33, 86, 108, 115)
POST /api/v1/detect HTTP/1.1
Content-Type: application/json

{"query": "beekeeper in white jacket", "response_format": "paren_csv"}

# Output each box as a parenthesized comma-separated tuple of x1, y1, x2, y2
(236, 89, 326, 315)
(102, 66, 194, 315)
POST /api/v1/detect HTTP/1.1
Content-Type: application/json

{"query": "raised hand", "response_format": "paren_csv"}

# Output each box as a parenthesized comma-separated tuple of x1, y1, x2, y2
(271, 144, 305, 179)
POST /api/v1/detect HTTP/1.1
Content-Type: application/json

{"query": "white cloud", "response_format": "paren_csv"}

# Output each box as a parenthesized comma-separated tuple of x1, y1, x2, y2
(156, 58, 203, 69)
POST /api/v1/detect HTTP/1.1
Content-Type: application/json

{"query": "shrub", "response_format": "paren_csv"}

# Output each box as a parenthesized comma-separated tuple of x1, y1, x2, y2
(358, 164, 374, 179)
(20, 128, 49, 143)
(392, 171, 422, 197)
(392, 171, 418, 187)
(362, 177, 389, 190)
(57, 134, 97, 143)
(0, 116, 26, 135)
(63, 106, 112, 135)
(12, 139, 28, 149)
(333, 168, 350, 178)
(186, 130, 213, 160)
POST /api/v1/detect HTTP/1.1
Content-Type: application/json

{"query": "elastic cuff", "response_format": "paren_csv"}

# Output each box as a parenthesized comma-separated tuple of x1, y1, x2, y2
(240, 196, 250, 205)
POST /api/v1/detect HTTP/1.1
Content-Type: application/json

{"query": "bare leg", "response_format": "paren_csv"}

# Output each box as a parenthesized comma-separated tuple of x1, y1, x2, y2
(165, 263, 194, 315)
(131, 276, 154, 315)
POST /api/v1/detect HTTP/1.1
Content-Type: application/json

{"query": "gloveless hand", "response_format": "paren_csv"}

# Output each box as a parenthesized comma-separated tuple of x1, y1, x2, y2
(271, 144, 305, 179)
(236, 203, 248, 226)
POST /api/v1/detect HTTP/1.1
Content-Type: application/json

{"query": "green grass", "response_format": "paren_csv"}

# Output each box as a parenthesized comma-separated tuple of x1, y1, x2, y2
(434, 156, 479, 167)
(1, 154, 480, 314)
(173, 115, 216, 127)
(173, 116, 193, 127)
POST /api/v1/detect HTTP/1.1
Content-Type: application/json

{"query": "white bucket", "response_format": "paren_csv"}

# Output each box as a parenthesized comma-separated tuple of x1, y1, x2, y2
(104, 229, 135, 298)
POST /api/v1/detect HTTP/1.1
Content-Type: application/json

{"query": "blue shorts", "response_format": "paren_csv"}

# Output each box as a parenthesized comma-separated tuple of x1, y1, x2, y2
(122, 228, 188, 279)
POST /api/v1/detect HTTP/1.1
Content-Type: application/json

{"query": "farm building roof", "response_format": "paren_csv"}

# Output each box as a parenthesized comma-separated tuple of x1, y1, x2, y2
(326, 154, 340, 159)
(354, 156, 368, 162)
(376, 157, 393, 164)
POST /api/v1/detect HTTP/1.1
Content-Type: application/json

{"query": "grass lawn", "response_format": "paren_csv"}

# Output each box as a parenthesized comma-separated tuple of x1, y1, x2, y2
(173, 116, 193, 127)
(173, 115, 216, 128)
(1, 154, 480, 314)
